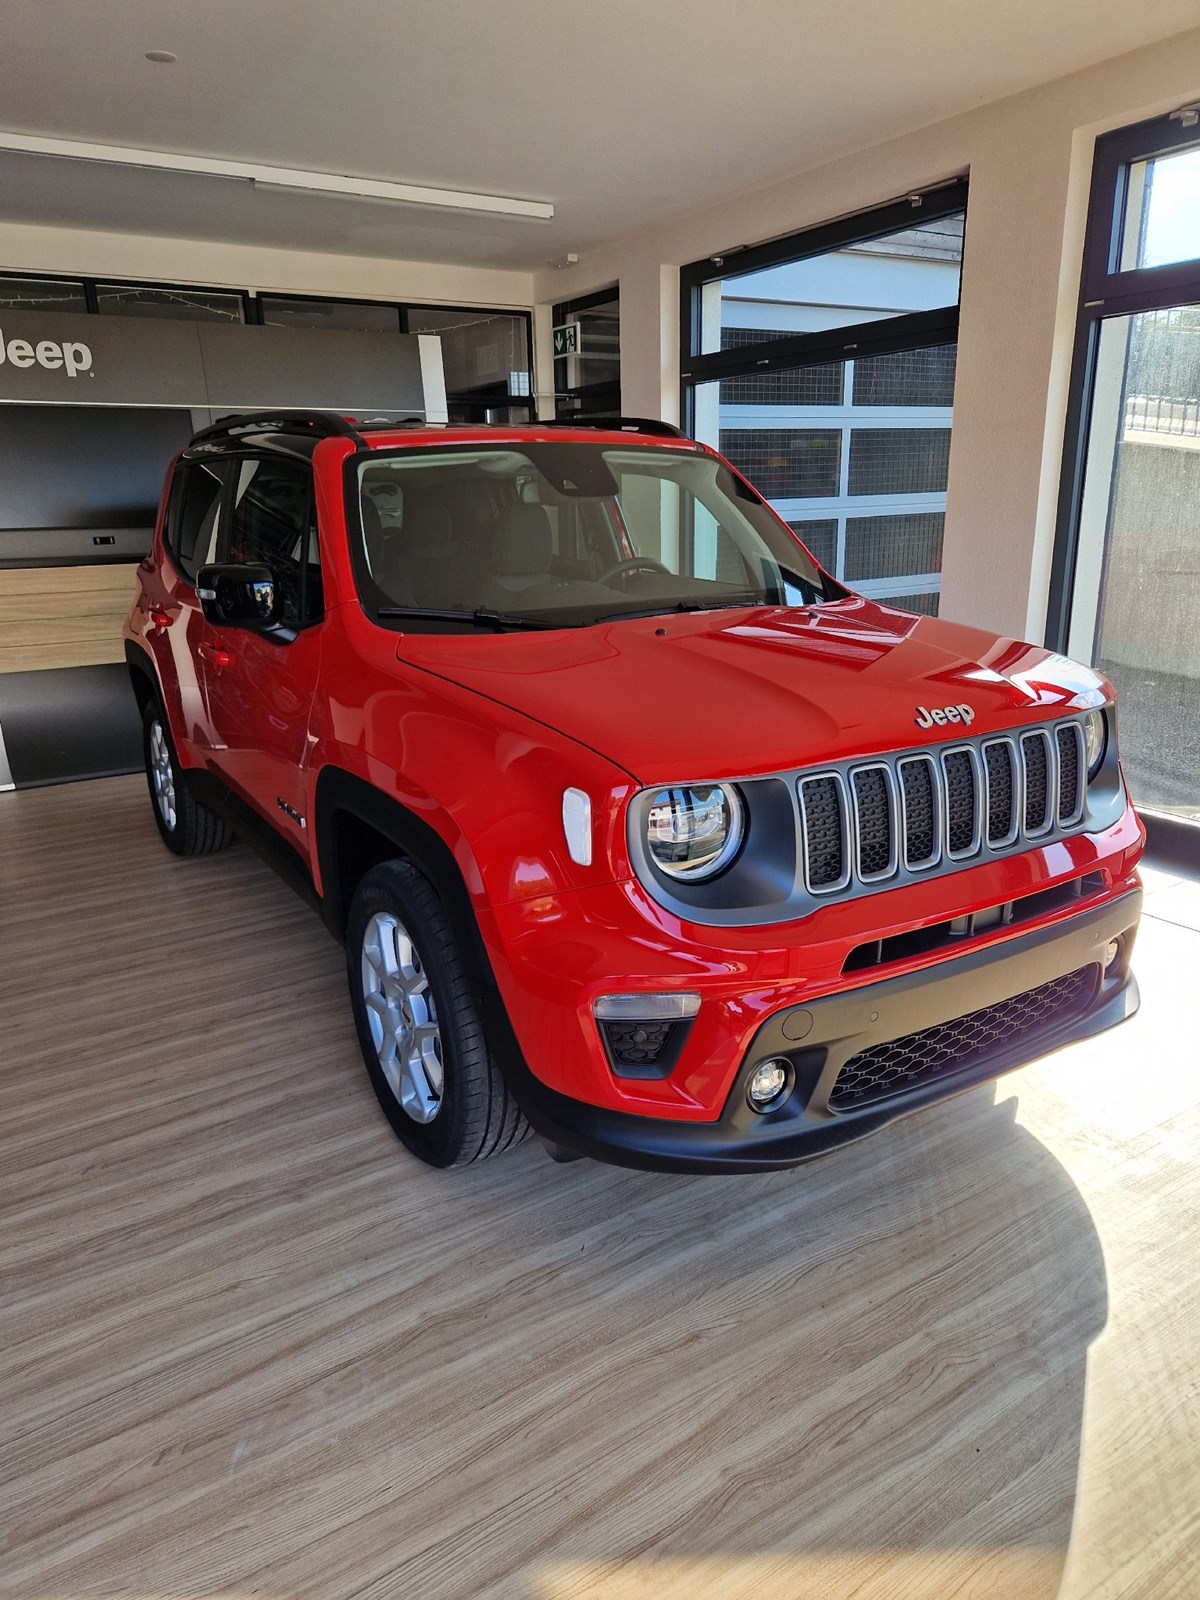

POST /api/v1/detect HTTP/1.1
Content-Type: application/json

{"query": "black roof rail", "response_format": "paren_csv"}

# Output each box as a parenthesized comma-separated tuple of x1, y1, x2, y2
(539, 416, 689, 440)
(189, 410, 365, 448)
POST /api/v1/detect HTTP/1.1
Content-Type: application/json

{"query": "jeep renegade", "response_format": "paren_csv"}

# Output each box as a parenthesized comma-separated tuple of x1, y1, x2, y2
(124, 411, 1143, 1170)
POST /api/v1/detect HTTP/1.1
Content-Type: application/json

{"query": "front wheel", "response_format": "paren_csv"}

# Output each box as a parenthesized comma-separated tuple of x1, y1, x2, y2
(142, 701, 232, 857)
(346, 860, 529, 1167)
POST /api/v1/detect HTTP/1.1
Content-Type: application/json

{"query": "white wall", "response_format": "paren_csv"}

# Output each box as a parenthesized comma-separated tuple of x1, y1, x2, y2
(0, 219, 535, 315)
(534, 27, 1200, 645)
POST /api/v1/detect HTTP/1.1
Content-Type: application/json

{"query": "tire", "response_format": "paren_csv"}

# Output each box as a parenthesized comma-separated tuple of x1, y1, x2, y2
(347, 859, 530, 1167)
(142, 701, 232, 857)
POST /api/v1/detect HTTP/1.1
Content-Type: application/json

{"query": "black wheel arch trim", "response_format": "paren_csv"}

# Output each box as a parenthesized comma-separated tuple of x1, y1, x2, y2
(313, 768, 542, 1107)
(125, 640, 160, 711)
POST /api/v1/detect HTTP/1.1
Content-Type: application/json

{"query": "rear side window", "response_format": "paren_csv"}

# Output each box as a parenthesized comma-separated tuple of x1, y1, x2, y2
(226, 456, 320, 627)
(166, 460, 226, 581)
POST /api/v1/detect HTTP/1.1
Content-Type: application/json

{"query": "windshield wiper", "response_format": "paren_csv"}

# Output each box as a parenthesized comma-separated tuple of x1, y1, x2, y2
(376, 606, 556, 632)
(593, 595, 772, 624)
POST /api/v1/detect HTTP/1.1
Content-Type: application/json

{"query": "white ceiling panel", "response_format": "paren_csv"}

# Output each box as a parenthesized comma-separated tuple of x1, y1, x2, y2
(0, 0, 1196, 268)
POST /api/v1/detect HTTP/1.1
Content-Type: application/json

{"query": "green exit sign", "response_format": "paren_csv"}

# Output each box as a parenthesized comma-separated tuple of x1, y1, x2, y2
(552, 323, 580, 357)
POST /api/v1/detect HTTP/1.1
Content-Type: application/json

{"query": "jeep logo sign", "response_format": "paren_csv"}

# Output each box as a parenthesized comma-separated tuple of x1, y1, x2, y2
(0, 328, 93, 377)
(915, 702, 976, 729)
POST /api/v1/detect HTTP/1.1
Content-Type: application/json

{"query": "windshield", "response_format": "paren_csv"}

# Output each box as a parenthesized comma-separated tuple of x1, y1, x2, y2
(353, 441, 845, 630)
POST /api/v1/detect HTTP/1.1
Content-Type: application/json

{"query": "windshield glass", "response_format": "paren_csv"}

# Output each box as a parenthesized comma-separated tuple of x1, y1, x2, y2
(353, 442, 844, 630)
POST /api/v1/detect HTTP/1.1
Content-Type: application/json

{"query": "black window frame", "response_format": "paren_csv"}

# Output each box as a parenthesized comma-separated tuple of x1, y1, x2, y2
(1046, 109, 1200, 653)
(552, 284, 621, 420)
(0, 270, 90, 313)
(402, 302, 536, 423)
(91, 278, 253, 324)
(253, 291, 402, 333)
(678, 178, 968, 430)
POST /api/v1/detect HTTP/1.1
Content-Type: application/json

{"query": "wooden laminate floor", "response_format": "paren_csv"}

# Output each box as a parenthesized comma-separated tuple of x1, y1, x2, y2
(2, 776, 1198, 1600)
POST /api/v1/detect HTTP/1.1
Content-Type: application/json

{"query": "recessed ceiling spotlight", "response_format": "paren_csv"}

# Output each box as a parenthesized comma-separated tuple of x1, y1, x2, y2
(144, 50, 177, 64)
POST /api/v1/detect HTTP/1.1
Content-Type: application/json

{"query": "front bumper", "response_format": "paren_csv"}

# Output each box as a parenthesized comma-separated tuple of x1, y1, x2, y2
(510, 887, 1141, 1172)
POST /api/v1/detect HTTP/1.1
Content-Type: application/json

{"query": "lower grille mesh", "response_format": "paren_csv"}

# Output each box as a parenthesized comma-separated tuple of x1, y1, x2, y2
(829, 965, 1097, 1111)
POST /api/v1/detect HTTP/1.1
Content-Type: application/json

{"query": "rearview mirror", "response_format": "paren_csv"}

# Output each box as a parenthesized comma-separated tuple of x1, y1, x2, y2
(196, 563, 281, 632)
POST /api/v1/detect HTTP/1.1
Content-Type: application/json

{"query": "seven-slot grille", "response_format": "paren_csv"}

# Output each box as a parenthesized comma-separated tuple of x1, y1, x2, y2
(799, 719, 1088, 898)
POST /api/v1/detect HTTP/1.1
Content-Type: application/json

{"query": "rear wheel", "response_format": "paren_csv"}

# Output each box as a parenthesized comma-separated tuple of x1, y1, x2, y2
(347, 859, 529, 1167)
(142, 702, 231, 857)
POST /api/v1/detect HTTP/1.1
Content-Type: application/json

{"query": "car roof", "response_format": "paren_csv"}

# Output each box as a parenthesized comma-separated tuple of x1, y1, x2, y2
(183, 410, 700, 461)
(358, 422, 700, 452)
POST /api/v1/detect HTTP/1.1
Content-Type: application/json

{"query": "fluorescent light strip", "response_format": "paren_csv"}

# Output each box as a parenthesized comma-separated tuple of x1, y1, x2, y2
(0, 129, 554, 220)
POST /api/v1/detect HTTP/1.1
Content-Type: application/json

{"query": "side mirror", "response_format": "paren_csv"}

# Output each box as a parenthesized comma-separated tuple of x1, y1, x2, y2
(196, 564, 282, 632)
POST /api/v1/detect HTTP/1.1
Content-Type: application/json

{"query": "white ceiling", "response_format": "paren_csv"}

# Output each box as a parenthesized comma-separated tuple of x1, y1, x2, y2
(0, 0, 1197, 271)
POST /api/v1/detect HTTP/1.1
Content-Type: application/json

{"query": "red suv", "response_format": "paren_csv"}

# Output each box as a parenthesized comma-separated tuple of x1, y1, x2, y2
(124, 411, 1144, 1171)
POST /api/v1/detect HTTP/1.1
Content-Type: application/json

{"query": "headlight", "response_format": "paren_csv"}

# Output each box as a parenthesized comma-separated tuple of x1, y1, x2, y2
(1084, 709, 1107, 778)
(646, 783, 744, 881)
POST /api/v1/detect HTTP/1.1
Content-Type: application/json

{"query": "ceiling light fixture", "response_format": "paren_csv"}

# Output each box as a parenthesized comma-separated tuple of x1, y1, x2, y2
(144, 50, 177, 64)
(0, 129, 554, 220)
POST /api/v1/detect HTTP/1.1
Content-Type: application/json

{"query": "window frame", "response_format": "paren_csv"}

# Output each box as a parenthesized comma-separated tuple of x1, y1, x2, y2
(1046, 109, 1200, 653)
(552, 284, 621, 420)
(679, 184, 966, 611)
(678, 177, 968, 427)
(253, 291, 402, 332)
(402, 302, 536, 422)
(91, 278, 252, 323)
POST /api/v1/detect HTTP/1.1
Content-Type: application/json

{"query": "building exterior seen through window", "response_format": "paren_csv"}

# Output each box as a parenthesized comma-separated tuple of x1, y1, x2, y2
(684, 202, 963, 615)
(1052, 115, 1200, 825)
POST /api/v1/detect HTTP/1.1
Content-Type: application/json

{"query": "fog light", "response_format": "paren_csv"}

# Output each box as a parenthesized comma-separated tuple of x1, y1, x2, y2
(748, 1058, 791, 1112)
(1103, 937, 1122, 972)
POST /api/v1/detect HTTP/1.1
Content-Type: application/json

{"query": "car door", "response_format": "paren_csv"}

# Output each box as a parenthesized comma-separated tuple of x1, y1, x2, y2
(152, 456, 229, 758)
(198, 452, 324, 841)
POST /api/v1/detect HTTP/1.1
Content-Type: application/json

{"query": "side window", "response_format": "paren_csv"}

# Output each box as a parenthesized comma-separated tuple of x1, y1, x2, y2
(226, 456, 321, 627)
(167, 460, 226, 581)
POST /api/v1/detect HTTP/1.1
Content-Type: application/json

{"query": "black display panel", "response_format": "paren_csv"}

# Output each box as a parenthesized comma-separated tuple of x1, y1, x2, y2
(0, 404, 194, 565)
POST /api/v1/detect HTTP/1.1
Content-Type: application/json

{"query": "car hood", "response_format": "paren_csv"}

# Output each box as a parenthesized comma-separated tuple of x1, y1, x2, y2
(395, 598, 1110, 785)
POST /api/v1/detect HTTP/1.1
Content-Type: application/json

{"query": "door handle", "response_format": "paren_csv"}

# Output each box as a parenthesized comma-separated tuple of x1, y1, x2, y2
(150, 607, 174, 629)
(198, 642, 237, 670)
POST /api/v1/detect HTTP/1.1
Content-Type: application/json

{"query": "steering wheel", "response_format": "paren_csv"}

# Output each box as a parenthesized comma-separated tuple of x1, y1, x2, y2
(599, 556, 672, 585)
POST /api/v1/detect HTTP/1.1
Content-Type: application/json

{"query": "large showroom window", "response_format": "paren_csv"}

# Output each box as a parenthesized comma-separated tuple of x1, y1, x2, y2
(404, 307, 534, 423)
(259, 295, 400, 333)
(0, 275, 534, 420)
(553, 286, 621, 419)
(680, 182, 965, 613)
(94, 282, 247, 321)
(0, 274, 88, 313)
(1048, 111, 1200, 827)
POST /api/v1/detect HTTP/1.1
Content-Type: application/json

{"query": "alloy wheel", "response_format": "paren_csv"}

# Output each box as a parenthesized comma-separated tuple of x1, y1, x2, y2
(360, 910, 445, 1123)
(149, 720, 176, 831)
